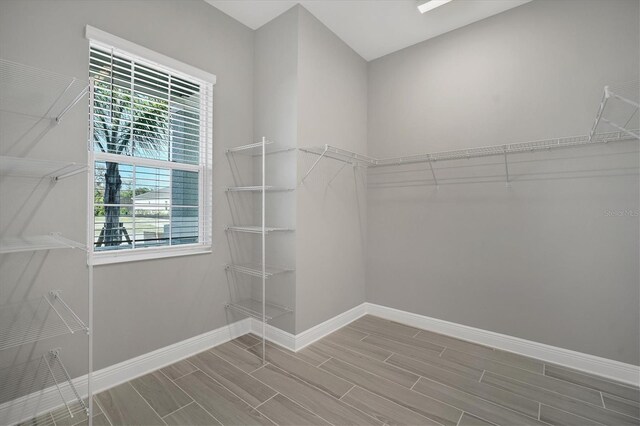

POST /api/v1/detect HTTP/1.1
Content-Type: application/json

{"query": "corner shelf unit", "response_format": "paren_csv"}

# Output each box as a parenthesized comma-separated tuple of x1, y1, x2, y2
(224, 137, 295, 363)
(0, 59, 94, 426)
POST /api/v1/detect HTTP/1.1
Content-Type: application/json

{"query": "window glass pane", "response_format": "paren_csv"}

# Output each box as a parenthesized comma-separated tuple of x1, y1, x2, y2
(133, 206, 170, 248)
(94, 205, 133, 251)
(171, 207, 199, 245)
(172, 170, 198, 206)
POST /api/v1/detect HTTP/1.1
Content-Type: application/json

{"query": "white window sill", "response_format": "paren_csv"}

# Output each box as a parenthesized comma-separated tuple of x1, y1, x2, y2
(91, 244, 212, 266)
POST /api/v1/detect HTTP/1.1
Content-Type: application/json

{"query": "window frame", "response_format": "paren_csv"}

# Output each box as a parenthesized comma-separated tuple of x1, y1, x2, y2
(86, 26, 214, 265)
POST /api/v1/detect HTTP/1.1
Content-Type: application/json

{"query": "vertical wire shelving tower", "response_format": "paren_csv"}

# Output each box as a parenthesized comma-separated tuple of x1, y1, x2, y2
(0, 59, 94, 426)
(225, 137, 294, 363)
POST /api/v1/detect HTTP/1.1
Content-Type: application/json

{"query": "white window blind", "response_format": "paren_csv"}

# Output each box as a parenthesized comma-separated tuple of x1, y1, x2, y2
(89, 40, 213, 263)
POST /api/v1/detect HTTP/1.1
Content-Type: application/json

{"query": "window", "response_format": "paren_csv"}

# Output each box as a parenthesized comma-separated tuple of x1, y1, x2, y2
(87, 27, 214, 264)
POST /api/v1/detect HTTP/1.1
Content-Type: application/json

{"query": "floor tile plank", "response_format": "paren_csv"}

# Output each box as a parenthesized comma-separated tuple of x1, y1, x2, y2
(247, 343, 353, 399)
(211, 341, 264, 373)
(160, 359, 198, 381)
(441, 348, 604, 406)
(324, 330, 393, 361)
(257, 393, 330, 425)
(130, 370, 192, 417)
(350, 316, 422, 339)
(413, 377, 547, 425)
(482, 371, 640, 425)
(538, 405, 601, 426)
(175, 371, 274, 425)
(320, 357, 462, 425)
(603, 392, 640, 419)
(163, 402, 221, 425)
(387, 354, 539, 418)
(341, 385, 441, 425)
(188, 350, 276, 407)
(95, 382, 165, 426)
(232, 334, 262, 349)
(365, 335, 483, 379)
(457, 412, 497, 426)
(545, 364, 640, 402)
(313, 340, 420, 388)
(252, 363, 383, 425)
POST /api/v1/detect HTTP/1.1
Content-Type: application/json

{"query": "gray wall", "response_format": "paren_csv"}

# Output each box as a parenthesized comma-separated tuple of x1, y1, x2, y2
(0, 0, 254, 377)
(366, 0, 640, 364)
(251, 6, 299, 333)
(295, 6, 368, 333)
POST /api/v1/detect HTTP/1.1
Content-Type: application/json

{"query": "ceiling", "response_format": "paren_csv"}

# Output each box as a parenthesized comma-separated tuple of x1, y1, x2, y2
(204, 0, 532, 61)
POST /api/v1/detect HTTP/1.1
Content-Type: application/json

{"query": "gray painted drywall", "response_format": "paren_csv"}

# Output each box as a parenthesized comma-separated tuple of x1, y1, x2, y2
(295, 6, 368, 333)
(366, 0, 640, 364)
(0, 0, 254, 380)
(251, 6, 300, 333)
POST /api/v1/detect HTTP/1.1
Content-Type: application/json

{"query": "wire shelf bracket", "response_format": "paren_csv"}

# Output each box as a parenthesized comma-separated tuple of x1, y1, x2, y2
(589, 83, 640, 142)
(0, 156, 87, 181)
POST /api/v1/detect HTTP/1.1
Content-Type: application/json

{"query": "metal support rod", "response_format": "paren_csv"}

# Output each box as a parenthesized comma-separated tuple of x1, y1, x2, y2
(44, 351, 74, 419)
(87, 77, 95, 424)
(54, 165, 88, 181)
(44, 292, 74, 334)
(56, 84, 90, 123)
(301, 145, 329, 183)
(503, 145, 510, 184)
(427, 155, 438, 187)
(589, 86, 610, 142)
(327, 162, 348, 186)
(602, 118, 640, 140)
(261, 136, 266, 365)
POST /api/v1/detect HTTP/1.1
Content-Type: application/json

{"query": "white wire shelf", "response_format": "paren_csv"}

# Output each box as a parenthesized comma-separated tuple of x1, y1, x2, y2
(225, 299, 293, 321)
(0, 350, 86, 418)
(0, 291, 88, 351)
(0, 156, 87, 180)
(225, 226, 295, 234)
(0, 59, 89, 123)
(300, 129, 638, 184)
(0, 234, 85, 254)
(225, 263, 294, 278)
(226, 186, 295, 192)
(226, 140, 273, 154)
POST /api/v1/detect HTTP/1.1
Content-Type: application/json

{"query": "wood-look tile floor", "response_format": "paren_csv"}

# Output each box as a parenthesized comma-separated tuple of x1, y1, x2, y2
(25, 316, 640, 426)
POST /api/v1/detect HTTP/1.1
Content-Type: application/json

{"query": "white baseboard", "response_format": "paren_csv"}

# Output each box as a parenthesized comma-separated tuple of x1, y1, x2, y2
(5, 303, 639, 425)
(365, 302, 640, 387)
(0, 318, 251, 426)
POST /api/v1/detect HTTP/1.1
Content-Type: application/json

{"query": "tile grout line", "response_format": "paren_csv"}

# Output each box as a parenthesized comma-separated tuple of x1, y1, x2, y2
(537, 402, 541, 420)
(249, 362, 270, 375)
(254, 392, 279, 410)
(92, 395, 113, 426)
(412, 330, 421, 338)
(127, 381, 169, 425)
(338, 384, 356, 401)
(600, 391, 606, 408)
(259, 361, 383, 426)
(414, 375, 553, 425)
(169, 372, 225, 425)
(161, 400, 195, 420)
(316, 356, 334, 368)
(478, 370, 486, 383)
(455, 411, 464, 426)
